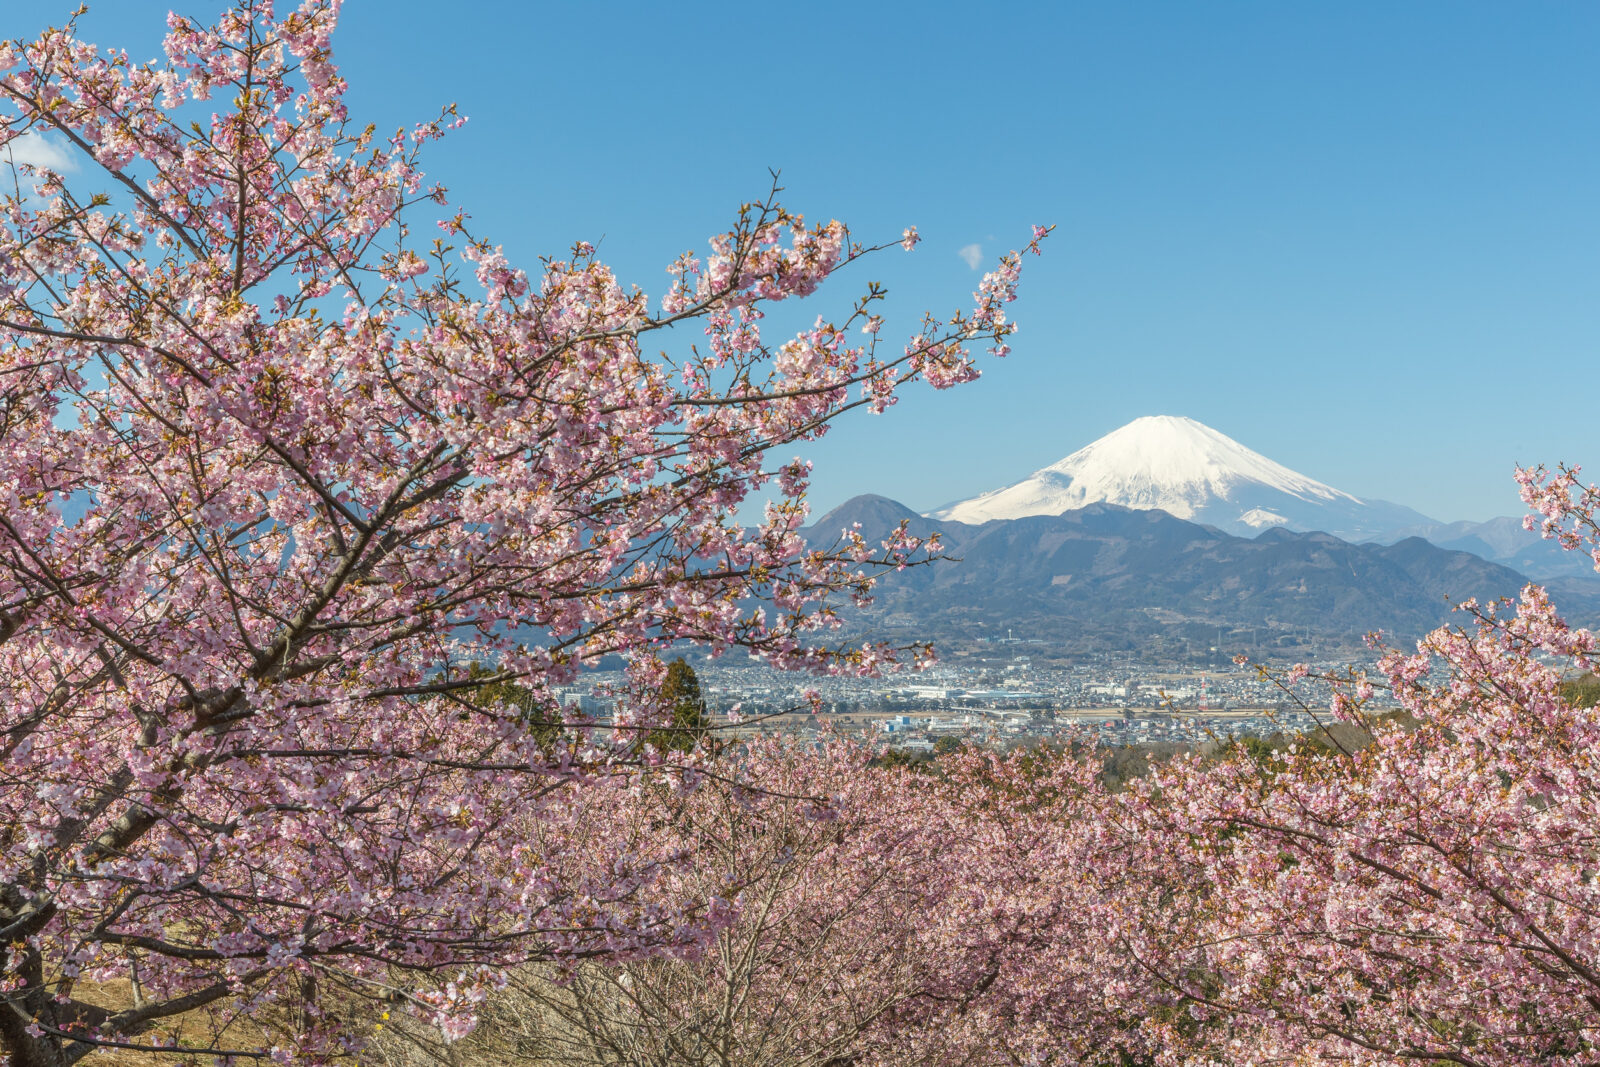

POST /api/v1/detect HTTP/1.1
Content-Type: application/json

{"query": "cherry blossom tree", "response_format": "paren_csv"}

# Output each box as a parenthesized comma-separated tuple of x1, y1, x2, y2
(1113, 469, 1600, 1065)
(365, 738, 1190, 1067)
(867, 548, 1600, 1066)
(0, 2, 1046, 1062)
(868, 744, 1211, 1067)
(368, 738, 942, 1067)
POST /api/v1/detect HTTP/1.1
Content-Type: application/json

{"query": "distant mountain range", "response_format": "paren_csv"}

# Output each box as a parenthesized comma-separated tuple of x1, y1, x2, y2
(803, 416, 1598, 656)
(928, 415, 1590, 581)
(930, 416, 1432, 541)
(806, 495, 1598, 657)
(1384, 516, 1599, 580)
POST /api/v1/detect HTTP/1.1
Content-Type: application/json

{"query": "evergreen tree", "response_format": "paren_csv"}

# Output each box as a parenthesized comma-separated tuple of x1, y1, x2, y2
(467, 663, 564, 751)
(653, 658, 712, 752)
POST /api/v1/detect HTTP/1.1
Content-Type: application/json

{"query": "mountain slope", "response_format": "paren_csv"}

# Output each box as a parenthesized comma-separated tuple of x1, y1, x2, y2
(808, 495, 1588, 657)
(930, 415, 1433, 541)
(1385, 515, 1600, 580)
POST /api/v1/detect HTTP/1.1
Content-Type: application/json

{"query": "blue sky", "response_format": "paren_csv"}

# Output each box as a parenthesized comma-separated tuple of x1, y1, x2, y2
(13, 2, 1598, 523)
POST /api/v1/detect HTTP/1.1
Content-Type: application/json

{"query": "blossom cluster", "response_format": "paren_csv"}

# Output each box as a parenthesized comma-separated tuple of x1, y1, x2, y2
(0, 2, 1045, 1062)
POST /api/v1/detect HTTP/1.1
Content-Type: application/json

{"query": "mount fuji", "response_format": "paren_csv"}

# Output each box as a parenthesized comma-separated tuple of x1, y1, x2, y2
(929, 416, 1434, 542)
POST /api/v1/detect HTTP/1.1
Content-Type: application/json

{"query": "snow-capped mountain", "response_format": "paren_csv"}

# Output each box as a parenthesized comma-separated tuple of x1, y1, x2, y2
(928, 415, 1435, 541)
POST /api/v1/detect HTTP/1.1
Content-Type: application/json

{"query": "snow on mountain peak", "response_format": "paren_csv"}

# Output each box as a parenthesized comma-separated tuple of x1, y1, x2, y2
(1049, 414, 1357, 507)
(925, 415, 1434, 542)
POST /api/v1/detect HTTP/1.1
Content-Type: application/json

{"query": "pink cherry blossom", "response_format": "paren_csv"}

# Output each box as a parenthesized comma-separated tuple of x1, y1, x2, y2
(0, 3, 1048, 1062)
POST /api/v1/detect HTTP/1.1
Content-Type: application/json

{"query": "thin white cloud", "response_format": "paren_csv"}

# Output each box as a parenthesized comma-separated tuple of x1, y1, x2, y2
(3, 131, 77, 176)
(959, 243, 983, 270)
(2, 133, 77, 207)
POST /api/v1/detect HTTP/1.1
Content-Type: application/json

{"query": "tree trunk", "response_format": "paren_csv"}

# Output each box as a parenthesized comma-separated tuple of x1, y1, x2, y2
(0, 987, 71, 1067)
